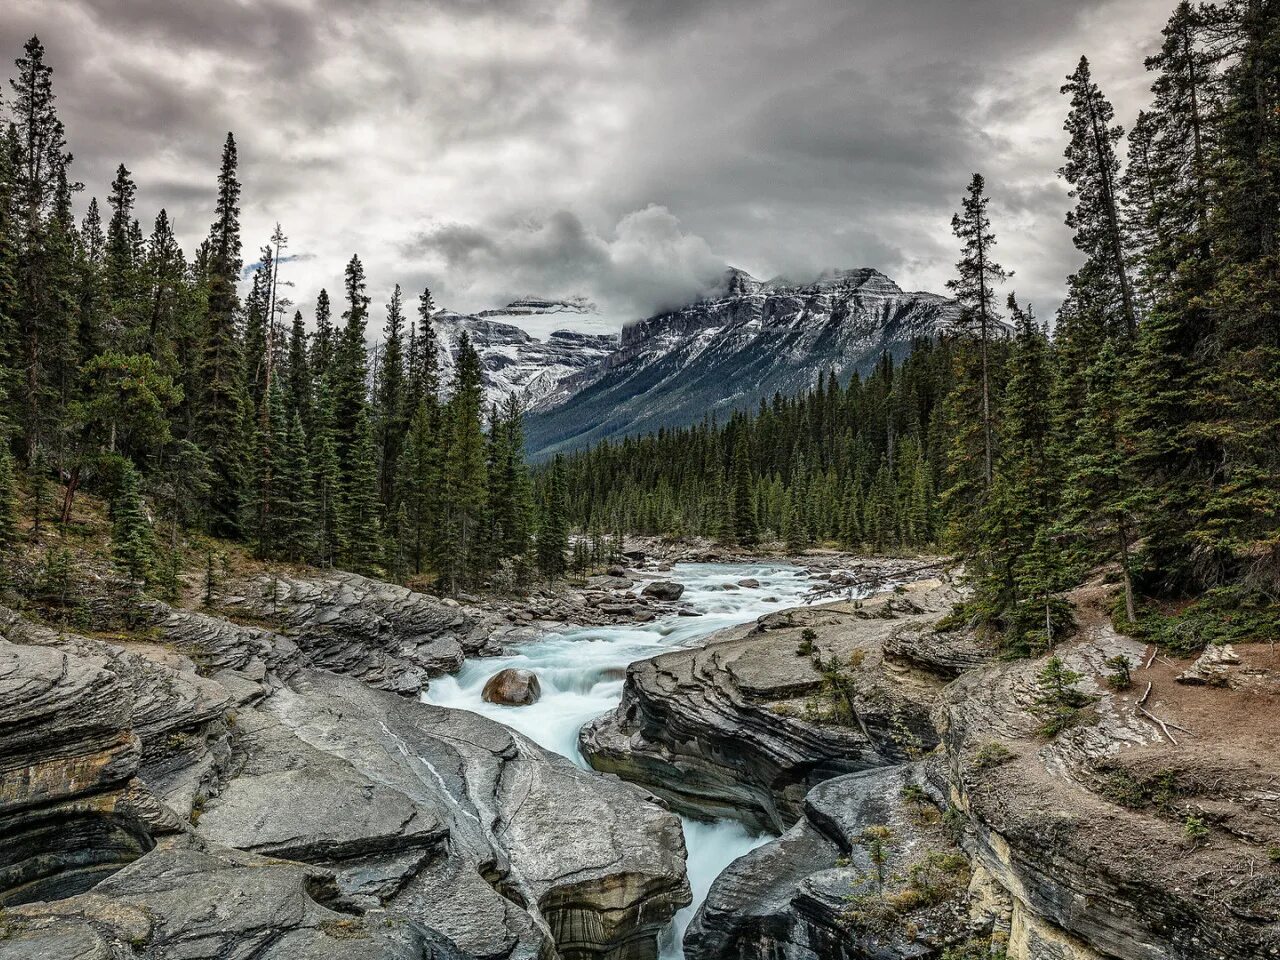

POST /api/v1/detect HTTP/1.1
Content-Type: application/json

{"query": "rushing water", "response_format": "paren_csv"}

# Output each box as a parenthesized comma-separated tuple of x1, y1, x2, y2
(423, 562, 815, 958)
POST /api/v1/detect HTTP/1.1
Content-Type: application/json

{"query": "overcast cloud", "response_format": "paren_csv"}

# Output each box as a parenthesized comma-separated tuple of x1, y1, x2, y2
(4, 0, 1171, 336)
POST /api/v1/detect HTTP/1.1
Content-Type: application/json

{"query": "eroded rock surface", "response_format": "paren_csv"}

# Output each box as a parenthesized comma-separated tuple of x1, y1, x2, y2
(687, 762, 980, 960)
(0, 568, 694, 960)
(197, 670, 691, 960)
(938, 621, 1280, 960)
(1, 835, 468, 960)
(581, 577, 957, 831)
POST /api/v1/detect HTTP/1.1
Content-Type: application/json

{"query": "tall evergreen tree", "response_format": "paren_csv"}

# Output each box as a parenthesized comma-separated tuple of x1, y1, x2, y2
(1060, 56, 1137, 340)
(437, 333, 487, 591)
(947, 173, 1010, 489)
(536, 454, 569, 584)
(375, 284, 407, 510)
(1063, 342, 1142, 620)
(197, 133, 246, 535)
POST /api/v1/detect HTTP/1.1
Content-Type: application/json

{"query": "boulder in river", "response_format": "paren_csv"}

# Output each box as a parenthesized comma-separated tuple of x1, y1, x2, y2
(642, 581, 685, 601)
(736, 578, 760, 588)
(482, 667, 542, 706)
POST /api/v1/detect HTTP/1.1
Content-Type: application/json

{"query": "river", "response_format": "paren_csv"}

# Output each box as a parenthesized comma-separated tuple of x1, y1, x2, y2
(423, 561, 816, 959)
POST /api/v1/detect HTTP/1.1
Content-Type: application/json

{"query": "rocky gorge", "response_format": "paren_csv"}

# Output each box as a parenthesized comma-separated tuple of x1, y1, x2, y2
(0, 556, 1276, 960)
(0, 568, 691, 960)
(579, 568, 1280, 960)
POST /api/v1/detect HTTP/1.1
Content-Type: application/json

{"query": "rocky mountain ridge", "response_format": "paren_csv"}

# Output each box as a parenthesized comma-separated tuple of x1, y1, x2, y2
(434, 299, 617, 412)
(523, 268, 968, 458)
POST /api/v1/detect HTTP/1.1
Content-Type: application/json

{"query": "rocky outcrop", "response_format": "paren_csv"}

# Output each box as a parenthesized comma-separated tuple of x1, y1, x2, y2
(1, 834, 468, 960)
(0, 565, 695, 960)
(195, 669, 691, 960)
(222, 571, 504, 694)
(939, 617, 1280, 959)
(686, 762, 980, 960)
(483, 667, 542, 705)
(581, 577, 956, 832)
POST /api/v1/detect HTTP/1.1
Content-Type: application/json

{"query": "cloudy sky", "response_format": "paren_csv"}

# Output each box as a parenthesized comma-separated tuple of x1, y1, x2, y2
(7, 0, 1171, 337)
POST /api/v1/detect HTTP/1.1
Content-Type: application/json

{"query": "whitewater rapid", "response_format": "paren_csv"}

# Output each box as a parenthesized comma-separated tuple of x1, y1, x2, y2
(423, 562, 816, 959)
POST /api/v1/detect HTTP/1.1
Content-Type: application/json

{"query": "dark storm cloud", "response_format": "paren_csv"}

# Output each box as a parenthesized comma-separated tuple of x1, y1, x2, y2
(3, 0, 1172, 329)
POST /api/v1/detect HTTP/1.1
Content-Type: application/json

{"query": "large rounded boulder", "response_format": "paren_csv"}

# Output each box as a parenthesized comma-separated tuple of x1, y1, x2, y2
(642, 581, 685, 601)
(482, 668, 542, 706)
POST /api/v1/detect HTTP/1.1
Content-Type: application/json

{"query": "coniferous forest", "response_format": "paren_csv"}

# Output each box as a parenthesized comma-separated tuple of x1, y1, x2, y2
(0, 0, 1277, 661)
(0, 36, 537, 598)
(553, 0, 1280, 654)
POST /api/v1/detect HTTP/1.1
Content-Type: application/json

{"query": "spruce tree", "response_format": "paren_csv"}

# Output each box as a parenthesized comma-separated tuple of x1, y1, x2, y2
(1062, 342, 1142, 621)
(537, 455, 569, 584)
(198, 133, 246, 536)
(339, 406, 382, 575)
(437, 333, 488, 591)
(947, 173, 1010, 490)
(396, 401, 438, 575)
(285, 310, 311, 424)
(731, 431, 758, 546)
(977, 297, 1064, 650)
(1060, 56, 1137, 339)
(275, 412, 314, 562)
(111, 461, 155, 585)
(375, 284, 407, 511)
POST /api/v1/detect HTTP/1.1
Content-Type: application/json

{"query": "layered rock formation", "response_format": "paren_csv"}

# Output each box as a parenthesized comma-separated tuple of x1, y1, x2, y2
(580, 577, 958, 832)
(687, 763, 979, 960)
(586, 565, 1280, 960)
(939, 618, 1280, 960)
(0, 573, 691, 959)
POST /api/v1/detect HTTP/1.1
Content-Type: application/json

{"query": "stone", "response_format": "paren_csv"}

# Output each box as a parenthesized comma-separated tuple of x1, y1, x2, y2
(582, 577, 953, 831)
(1176, 643, 1242, 687)
(736, 578, 761, 588)
(2, 835, 467, 960)
(685, 762, 978, 960)
(198, 671, 691, 960)
(642, 581, 685, 601)
(482, 667, 542, 706)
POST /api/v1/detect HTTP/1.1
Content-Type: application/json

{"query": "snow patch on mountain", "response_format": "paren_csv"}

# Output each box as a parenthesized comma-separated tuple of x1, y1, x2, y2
(524, 267, 977, 458)
(434, 298, 617, 410)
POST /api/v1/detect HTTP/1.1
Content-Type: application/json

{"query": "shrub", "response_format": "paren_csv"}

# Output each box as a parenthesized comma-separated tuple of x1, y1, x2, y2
(972, 742, 1014, 770)
(1182, 814, 1209, 848)
(1104, 654, 1133, 690)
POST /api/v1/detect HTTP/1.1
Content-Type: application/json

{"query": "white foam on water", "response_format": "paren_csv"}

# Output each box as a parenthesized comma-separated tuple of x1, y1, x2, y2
(422, 562, 808, 957)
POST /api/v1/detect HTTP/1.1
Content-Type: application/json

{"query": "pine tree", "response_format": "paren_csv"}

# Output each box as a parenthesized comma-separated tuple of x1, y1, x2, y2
(309, 389, 343, 567)
(275, 412, 314, 562)
(731, 431, 758, 546)
(111, 461, 155, 584)
(396, 401, 438, 575)
(437, 333, 488, 591)
(0, 441, 17, 562)
(375, 284, 407, 511)
(1062, 342, 1142, 621)
(1060, 56, 1137, 340)
(310, 288, 335, 385)
(285, 310, 311, 424)
(537, 455, 569, 584)
(339, 406, 382, 575)
(198, 133, 246, 536)
(332, 255, 370, 462)
(977, 296, 1064, 650)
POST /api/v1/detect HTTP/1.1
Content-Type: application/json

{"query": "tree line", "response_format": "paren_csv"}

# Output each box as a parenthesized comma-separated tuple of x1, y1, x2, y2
(0, 36, 557, 595)
(552, 0, 1280, 654)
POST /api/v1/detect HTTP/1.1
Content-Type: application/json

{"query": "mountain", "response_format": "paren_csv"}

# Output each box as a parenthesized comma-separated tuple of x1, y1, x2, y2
(434, 298, 618, 410)
(523, 267, 966, 459)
